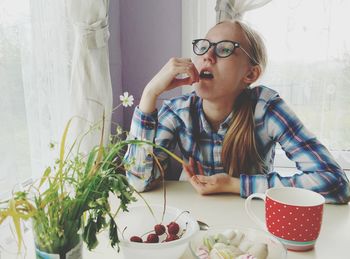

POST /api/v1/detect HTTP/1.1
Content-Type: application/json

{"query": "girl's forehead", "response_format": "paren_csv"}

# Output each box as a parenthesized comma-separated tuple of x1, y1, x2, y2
(206, 22, 244, 42)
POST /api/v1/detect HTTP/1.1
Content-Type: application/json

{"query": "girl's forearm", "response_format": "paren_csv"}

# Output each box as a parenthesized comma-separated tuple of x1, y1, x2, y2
(139, 85, 159, 114)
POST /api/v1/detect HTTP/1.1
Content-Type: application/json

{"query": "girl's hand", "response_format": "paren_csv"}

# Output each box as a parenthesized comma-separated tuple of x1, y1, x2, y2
(140, 58, 199, 113)
(145, 57, 199, 97)
(183, 157, 240, 195)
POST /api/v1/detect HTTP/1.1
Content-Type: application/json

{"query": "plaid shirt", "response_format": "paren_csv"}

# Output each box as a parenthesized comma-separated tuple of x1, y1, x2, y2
(125, 85, 350, 204)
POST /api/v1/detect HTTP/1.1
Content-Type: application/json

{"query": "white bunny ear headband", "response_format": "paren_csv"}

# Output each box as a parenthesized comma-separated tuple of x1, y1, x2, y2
(215, 0, 272, 22)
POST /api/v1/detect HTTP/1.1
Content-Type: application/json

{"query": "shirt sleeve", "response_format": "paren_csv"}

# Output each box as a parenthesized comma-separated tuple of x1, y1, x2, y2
(124, 104, 178, 192)
(240, 95, 350, 204)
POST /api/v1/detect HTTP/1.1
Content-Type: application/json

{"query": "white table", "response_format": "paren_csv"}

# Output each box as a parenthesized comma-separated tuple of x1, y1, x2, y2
(2, 181, 349, 259)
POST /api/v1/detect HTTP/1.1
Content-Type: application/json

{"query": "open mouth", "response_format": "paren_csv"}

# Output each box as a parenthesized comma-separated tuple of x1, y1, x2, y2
(199, 70, 214, 79)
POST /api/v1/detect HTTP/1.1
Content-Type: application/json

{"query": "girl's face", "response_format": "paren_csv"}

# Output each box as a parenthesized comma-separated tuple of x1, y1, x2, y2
(193, 22, 253, 104)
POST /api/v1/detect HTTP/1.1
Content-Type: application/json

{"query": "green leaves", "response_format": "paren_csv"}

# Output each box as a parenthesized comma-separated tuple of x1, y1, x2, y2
(109, 218, 119, 250)
(39, 167, 51, 188)
(0, 116, 182, 254)
(83, 217, 98, 250)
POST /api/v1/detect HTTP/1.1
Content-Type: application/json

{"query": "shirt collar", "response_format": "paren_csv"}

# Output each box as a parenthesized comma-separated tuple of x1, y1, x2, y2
(197, 98, 234, 134)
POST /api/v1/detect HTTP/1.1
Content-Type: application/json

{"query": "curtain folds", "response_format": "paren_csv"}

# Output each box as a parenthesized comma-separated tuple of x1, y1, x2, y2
(1, 0, 114, 187)
(68, 0, 112, 152)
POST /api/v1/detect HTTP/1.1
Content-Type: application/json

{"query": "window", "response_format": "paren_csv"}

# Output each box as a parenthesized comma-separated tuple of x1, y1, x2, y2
(182, 0, 350, 170)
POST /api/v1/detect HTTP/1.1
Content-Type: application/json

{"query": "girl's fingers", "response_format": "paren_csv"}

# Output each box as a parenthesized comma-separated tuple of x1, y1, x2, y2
(196, 175, 210, 183)
(189, 157, 194, 167)
(183, 162, 194, 178)
(191, 175, 207, 192)
(172, 61, 198, 84)
(171, 77, 195, 88)
(174, 57, 192, 64)
(190, 157, 199, 173)
(197, 161, 204, 175)
(174, 66, 197, 84)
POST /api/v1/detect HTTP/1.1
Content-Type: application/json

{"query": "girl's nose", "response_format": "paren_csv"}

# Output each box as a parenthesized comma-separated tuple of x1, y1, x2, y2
(202, 47, 216, 64)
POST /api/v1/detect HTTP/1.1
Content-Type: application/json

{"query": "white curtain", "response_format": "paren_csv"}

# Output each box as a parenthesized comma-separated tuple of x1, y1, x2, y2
(68, 0, 113, 152)
(0, 0, 33, 197)
(0, 0, 114, 193)
(23, 0, 73, 179)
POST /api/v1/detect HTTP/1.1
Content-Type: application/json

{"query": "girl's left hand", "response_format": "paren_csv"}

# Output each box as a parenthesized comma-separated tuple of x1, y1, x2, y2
(183, 157, 240, 195)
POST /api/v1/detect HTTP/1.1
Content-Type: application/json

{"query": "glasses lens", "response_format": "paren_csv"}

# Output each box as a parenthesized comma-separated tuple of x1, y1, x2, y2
(193, 40, 210, 55)
(216, 41, 235, 57)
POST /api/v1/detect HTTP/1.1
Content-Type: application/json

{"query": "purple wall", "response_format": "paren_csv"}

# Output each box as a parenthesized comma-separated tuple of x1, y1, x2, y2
(118, 0, 182, 129)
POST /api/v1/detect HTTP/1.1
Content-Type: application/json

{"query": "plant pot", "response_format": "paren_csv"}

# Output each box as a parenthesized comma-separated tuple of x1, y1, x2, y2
(35, 240, 82, 259)
(32, 218, 83, 259)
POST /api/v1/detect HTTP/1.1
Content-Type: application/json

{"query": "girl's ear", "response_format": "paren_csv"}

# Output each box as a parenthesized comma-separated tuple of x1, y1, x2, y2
(243, 65, 261, 84)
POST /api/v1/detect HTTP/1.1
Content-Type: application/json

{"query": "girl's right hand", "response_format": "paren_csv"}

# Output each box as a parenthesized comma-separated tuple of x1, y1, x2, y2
(145, 57, 199, 97)
(139, 58, 199, 113)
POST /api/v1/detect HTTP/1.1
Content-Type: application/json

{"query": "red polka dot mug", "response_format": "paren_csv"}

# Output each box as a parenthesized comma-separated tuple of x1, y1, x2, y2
(245, 187, 325, 251)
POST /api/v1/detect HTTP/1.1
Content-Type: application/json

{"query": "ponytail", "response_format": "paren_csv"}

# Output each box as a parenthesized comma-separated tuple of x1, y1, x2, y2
(222, 89, 262, 177)
(221, 20, 267, 177)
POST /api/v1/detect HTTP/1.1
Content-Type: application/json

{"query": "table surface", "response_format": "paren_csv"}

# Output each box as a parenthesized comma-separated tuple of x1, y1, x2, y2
(1, 181, 350, 259)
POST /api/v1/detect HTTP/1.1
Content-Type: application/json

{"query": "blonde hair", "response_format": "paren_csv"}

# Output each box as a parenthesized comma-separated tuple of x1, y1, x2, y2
(221, 20, 267, 177)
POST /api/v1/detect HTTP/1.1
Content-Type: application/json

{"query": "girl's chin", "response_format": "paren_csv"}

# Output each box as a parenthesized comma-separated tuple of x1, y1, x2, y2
(194, 88, 212, 100)
(194, 84, 211, 95)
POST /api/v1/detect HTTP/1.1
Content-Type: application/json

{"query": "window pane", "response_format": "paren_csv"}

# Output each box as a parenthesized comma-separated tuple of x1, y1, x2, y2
(245, 0, 350, 152)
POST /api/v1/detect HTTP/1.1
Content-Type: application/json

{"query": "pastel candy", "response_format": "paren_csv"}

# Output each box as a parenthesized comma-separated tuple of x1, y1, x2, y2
(222, 229, 237, 240)
(215, 233, 230, 244)
(195, 246, 210, 259)
(203, 235, 216, 250)
(238, 237, 254, 252)
(247, 243, 268, 259)
(230, 230, 245, 246)
(236, 254, 258, 259)
(210, 244, 243, 259)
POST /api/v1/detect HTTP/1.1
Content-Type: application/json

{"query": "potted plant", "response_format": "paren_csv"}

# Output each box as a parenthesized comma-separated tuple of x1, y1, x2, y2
(0, 92, 184, 258)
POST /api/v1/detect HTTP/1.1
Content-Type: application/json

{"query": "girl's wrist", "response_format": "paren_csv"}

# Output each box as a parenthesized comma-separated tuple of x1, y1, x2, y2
(229, 177, 240, 194)
(139, 87, 158, 113)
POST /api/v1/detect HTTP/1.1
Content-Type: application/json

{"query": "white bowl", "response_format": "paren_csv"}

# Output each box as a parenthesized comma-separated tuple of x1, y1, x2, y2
(189, 226, 287, 259)
(116, 204, 199, 259)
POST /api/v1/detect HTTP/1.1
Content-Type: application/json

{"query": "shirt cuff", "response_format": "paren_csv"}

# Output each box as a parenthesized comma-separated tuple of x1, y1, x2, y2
(129, 106, 158, 141)
(240, 174, 269, 198)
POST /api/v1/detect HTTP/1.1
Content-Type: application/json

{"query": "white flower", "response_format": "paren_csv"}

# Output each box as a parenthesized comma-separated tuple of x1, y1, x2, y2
(120, 92, 134, 107)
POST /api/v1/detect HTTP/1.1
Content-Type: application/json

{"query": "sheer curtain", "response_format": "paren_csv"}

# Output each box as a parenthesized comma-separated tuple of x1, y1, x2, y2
(182, 0, 350, 170)
(23, 0, 72, 180)
(0, 0, 115, 197)
(0, 0, 33, 198)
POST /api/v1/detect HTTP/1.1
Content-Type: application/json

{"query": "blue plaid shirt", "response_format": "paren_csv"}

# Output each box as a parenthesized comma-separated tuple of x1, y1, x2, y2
(125, 85, 350, 204)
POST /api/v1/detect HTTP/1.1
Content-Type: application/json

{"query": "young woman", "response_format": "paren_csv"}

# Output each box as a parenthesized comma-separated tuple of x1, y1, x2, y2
(124, 20, 350, 204)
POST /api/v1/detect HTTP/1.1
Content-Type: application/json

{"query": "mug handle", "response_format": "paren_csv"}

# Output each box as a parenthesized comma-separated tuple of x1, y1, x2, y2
(244, 193, 267, 231)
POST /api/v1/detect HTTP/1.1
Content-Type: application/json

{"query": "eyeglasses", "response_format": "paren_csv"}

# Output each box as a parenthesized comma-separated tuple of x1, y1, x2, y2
(192, 39, 259, 65)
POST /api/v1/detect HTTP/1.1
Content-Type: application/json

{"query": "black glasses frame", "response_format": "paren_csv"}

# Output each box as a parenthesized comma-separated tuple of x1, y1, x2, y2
(192, 39, 259, 65)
